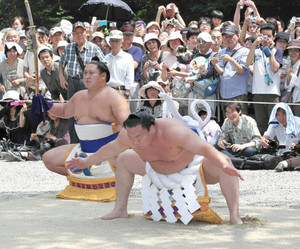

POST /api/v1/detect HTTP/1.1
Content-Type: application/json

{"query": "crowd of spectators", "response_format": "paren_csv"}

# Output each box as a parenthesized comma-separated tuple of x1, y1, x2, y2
(0, 1, 300, 170)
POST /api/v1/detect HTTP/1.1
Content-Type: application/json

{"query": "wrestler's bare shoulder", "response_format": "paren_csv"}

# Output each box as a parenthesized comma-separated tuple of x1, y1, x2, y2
(155, 118, 190, 141)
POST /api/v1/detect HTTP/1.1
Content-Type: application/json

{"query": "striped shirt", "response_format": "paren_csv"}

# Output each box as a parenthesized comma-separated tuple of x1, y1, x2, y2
(59, 40, 108, 77)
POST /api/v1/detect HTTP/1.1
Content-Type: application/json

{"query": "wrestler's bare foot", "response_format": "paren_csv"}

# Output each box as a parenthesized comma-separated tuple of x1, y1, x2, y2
(101, 207, 129, 220)
(230, 215, 243, 225)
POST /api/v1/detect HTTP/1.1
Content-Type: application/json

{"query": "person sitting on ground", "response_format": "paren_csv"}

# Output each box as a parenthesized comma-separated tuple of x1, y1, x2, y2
(0, 90, 32, 149)
(66, 113, 244, 225)
(198, 108, 221, 145)
(275, 155, 300, 172)
(25, 112, 70, 160)
(261, 103, 300, 152)
(136, 81, 164, 118)
(216, 102, 261, 158)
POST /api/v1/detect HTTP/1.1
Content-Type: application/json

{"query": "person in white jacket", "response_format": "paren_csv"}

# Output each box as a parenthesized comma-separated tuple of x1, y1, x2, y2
(285, 40, 300, 116)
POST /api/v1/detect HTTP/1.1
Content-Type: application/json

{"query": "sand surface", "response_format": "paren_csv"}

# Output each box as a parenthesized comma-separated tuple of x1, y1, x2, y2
(0, 160, 299, 249)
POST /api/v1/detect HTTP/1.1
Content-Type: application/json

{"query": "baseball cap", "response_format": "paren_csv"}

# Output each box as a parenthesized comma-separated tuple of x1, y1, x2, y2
(92, 32, 104, 40)
(121, 24, 134, 35)
(73, 21, 86, 31)
(222, 24, 239, 36)
(109, 30, 123, 40)
(37, 28, 45, 34)
(18, 30, 26, 38)
(197, 32, 213, 43)
(50, 27, 63, 36)
(275, 32, 289, 43)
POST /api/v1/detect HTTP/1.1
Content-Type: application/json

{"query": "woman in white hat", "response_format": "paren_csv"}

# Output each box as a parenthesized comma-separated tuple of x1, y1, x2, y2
(141, 33, 164, 85)
(0, 42, 26, 98)
(285, 40, 300, 115)
(136, 81, 164, 118)
(161, 31, 190, 115)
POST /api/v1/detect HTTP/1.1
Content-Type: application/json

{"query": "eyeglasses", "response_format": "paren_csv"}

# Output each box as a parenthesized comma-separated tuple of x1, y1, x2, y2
(200, 23, 210, 27)
(225, 110, 237, 116)
(197, 39, 207, 44)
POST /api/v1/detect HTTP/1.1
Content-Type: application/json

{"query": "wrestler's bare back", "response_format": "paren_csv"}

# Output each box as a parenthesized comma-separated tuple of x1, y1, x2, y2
(127, 119, 197, 175)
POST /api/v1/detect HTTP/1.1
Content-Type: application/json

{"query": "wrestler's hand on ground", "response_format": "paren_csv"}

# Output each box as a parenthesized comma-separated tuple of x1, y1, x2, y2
(65, 157, 88, 170)
(223, 164, 245, 181)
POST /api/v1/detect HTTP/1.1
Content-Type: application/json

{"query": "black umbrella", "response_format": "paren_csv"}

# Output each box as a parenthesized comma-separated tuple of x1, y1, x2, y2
(79, 0, 135, 22)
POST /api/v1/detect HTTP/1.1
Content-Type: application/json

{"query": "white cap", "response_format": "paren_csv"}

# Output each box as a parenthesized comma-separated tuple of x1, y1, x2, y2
(197, 32, 213, 43)
(109, 30, 123, 40)
(92, 31, 104, 40)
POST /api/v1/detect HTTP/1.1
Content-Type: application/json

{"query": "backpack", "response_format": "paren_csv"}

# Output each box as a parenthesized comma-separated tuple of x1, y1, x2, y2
(231, 154, 282, 170)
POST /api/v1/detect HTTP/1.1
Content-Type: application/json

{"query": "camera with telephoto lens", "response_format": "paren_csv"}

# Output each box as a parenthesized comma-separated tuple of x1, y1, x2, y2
(293, 143, 300, 154)
(268, 139, 278, 149)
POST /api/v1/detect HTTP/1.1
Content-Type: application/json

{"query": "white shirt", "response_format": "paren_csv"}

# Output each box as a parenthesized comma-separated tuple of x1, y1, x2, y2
(202, 119, 221, 145)
(23, 51, 46, 89)
(252, 47, 281, 95)
(264, 116, 300, 148)
(105, 50, 134, 90)
(287, 59, 300, 103)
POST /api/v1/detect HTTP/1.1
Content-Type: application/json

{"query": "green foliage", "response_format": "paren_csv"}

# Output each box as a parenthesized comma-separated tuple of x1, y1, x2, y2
(0, 0, 300, 31)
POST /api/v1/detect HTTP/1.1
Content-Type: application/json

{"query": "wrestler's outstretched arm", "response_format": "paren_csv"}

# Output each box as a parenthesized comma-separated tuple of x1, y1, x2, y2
(66, 129, 131, 170)
(168, 121, 244, 181)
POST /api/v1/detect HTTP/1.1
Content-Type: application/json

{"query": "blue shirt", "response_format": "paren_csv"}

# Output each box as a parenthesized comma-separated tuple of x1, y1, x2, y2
(59, 40, 108, 77)
(218, 44, 250, 99)
(123, 45, 143, 82)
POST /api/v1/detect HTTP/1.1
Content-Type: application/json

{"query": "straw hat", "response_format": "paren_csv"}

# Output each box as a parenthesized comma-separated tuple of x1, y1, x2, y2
(138, 81, 164, 99)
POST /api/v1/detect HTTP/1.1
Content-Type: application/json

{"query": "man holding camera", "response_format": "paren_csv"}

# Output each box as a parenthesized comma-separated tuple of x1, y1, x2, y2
(246, 23, 283, 135)
(211, 24, 250, 114)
